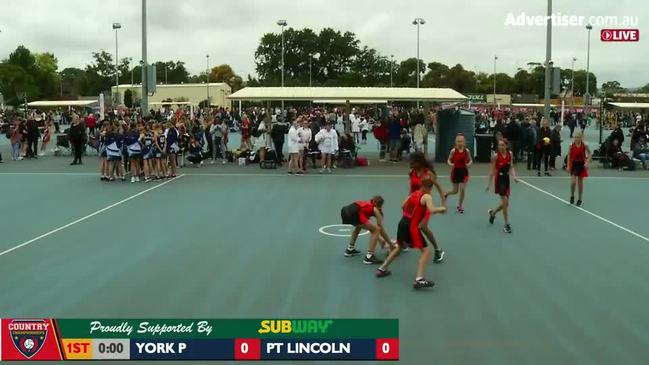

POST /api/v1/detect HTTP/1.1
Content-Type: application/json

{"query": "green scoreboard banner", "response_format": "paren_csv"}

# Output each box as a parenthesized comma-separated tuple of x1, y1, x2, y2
(0, 319, 399, 361)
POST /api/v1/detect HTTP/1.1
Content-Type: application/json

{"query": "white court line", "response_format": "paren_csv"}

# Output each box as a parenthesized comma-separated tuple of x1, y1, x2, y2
(1, 171, 648, 180)
(0, 174, 185, 258)
(519, 179, 649, 243)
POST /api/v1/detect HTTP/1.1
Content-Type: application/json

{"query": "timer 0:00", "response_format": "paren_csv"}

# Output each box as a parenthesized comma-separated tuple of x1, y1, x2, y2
(98, 342, 124, 354)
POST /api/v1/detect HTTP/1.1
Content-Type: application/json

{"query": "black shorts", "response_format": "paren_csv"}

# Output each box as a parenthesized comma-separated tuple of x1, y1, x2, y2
(396, 217, 412, 248)
(341, 204, 361, 226)
(571, 161, 585, 176)
(451, 167, 468, 184)
(397, 217, 426, 249)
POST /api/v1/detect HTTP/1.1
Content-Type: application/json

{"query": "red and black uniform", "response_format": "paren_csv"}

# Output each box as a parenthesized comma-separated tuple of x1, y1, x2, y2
(569, 142, 589, 178)
(494, 151, 512, 197)
(341, 200, 375, 227)
(409, 169, 434, 193)
(397, 191, 430, 249)
(450, 148, 470, 184)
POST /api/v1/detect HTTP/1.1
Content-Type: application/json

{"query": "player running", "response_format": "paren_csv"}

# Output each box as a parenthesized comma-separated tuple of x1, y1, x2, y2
(341, 196, 393, 265)
(486, 139, 518, 233)
(408, 152, 446, 261)
(375, 178, 447, 289)
(445, 133, 472, 213)
(567, 131, 591, 206)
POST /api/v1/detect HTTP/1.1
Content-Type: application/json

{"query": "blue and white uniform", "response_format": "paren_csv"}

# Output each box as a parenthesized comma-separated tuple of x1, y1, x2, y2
(142, 133, 154, 160)
(125, 131, 142, 158)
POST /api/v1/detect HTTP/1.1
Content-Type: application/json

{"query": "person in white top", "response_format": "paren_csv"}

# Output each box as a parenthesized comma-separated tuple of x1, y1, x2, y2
(351, 113, 361, 143)
(359, 117, 369, 144)
(413, 122, 427, 153)
(255, 117, 268, 162)
(298, 118, 312, 173)
(315, 121, 339, 173)
(287, 118, 301, 174)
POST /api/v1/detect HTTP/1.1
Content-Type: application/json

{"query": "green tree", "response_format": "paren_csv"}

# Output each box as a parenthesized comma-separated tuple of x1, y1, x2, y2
(0, 63, 38, 105)
(124, 88, 133, 108)
(209, 64, 243, 91)
(255, 27, 361, 86)
(85, 50, 115, 95)
(60, 67, 89, 97)
(640, 83, 649, 93)
(395, 58, 426, 87)
(601, 80, 624, 97)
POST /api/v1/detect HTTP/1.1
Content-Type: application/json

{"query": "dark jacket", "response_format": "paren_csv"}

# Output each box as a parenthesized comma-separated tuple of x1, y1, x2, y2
(69, 122, 86, 143)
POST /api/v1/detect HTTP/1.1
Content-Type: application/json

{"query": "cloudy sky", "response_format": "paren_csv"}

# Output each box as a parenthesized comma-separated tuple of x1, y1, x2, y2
(0, 0, 645, 87)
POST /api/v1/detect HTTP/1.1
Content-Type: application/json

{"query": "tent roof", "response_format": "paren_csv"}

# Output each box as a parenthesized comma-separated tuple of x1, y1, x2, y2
(512, 103, 560, 108)
(27, 100, 98, 107)
(313, 99, 388, 104)
(228, 87, 466, 102)
(609, 102, 649, 109)
(149, 101, 196, 105)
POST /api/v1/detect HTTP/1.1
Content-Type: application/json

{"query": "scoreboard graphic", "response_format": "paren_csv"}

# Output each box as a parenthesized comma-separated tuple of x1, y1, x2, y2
(0, 319, 398, 361)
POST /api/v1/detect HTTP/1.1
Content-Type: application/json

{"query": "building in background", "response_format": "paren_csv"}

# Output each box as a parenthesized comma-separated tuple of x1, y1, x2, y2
(110, 83, 232, 109)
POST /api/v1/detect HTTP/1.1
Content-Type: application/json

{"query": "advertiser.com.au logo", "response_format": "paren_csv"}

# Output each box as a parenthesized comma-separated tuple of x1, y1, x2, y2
(601, 29, 639, 42)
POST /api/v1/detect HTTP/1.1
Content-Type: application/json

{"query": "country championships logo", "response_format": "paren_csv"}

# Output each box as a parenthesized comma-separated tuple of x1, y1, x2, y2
(8, 319, 50, 358)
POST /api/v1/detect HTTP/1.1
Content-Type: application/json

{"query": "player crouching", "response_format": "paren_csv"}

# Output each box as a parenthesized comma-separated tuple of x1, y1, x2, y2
(376, 178, 447, 289)
(341, 196, 393, 264)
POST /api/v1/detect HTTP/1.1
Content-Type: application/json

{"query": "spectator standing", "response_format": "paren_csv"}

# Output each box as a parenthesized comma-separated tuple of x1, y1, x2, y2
(25, 118, 40, 159)
(549, 124, 562, 170)
(504, 118, 522, 163)
(85, 113, 97, 135)
(537, 118, 552, 176)
(373, 119, 389, 162)
(10, 121, 22, 160)
(388, 116, 402, 162)
(68, 114, 86, 165)
(413, 122, 427, 153)
(271, 117, 288, 166)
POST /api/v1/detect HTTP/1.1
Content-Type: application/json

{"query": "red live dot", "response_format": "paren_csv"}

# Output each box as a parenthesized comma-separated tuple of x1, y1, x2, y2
(234, 338, 261, 360)
(375, 338, 399, 361)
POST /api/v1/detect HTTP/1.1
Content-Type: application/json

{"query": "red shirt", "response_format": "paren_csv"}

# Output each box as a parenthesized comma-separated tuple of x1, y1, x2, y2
(402, 190, 424, 220)
(496, 151, 511, 172)
(84, 114, 96, 128)
(354, 201, 375, 224)
(409, 169, 434, 193)
(451, 148, 469, 168)
(570, 142, 586, 163)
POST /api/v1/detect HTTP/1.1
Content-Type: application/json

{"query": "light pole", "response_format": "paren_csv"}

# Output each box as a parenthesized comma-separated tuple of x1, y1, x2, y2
(571, 57, 576, 109)
(277, 19, 287, 114)
(140, 0, 149, 116)
(206, 54, 210, 107)
(390, 54, 394, 87)
(585, 24, 593, 116)
(112, 22, 122, 106)
(543, 0, 552, 121)
(309, 52, 320, 87)
(493, 55, 498, 106)
(412, 18, 425, 108)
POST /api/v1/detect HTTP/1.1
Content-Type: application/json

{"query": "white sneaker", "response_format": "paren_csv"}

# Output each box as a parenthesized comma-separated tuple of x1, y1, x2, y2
(222, 160, 227, 165)
(200, 161, 204, 166)
(135, 176, 140, 182)
(327, 167, 332, 173)
(210, 160, 215, 165)
(38, 153, 45, 157)
(130, 176, 135, 183)
(319, 168, 325, 174)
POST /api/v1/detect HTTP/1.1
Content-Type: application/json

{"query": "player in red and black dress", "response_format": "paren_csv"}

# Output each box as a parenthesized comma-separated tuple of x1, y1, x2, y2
(567, 131, 591, 206)
(341, 196, 393, 264)
(408, 152, 446, 261)
(376, 178, 446, 289)
(486, 139, 518, 233)
(445, 134, 472, 213)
